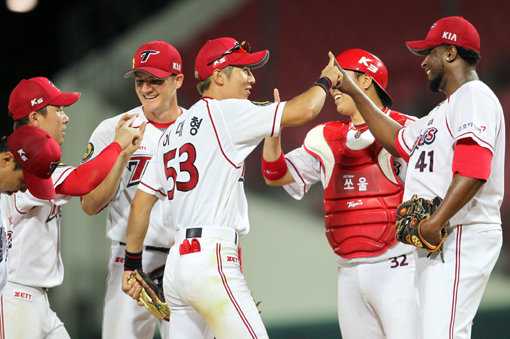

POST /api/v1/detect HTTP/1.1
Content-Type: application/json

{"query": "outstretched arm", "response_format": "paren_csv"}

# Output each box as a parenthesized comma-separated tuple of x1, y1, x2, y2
(262, 88, 295, 186)
(281, 52, 342, 127)
(336, 64, 402, 156)
(81, 115, 147, 214)
(57, 115, 144, 197)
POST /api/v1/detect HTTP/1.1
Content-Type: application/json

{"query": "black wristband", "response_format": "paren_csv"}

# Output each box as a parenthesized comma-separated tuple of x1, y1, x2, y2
(313, 77, 333, 94)
(124, 249, 143, 271)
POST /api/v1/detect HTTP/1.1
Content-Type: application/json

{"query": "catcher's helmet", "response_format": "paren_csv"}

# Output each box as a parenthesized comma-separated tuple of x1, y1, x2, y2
(336, 49, 392, 107)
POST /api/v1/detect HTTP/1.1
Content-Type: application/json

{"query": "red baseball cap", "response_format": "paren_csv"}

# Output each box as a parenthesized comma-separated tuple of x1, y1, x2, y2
(336, 49, 392, 107)
(406, 16, 480, 56)
(8, 77, 81, 120)
(7, 125, 62, 200)
(195, 37, 269, 81)
(124, 40, 183, 79)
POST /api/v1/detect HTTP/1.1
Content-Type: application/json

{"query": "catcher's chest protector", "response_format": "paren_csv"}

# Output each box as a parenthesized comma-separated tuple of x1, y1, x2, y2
(322, 122, 403, 259)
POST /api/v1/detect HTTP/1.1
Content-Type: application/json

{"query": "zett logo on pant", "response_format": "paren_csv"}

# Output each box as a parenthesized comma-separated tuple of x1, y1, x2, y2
(13, 291, 32, 301)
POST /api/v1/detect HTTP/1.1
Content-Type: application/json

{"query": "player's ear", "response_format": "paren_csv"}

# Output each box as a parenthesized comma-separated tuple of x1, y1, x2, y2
(360, 73, 373, 91)
(173, 74, 184, 90)
(445, 45, 458, 63)
(211, 69, 225, 86)
(0, 151, 15, 169)
(27, 111, 41, 126)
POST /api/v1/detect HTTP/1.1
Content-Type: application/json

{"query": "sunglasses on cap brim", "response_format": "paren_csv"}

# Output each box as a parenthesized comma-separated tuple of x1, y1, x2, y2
(207, 41, 252, 66)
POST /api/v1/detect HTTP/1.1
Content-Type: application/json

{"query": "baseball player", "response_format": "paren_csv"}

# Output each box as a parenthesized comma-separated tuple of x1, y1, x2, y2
(261, 49, 418, 339)
(0, 125, 62, 295)
(335, 17, 505, 339)
(121, 37, 342, 339)
(0, 77, 142, 338)
(79, 40, 205, 339)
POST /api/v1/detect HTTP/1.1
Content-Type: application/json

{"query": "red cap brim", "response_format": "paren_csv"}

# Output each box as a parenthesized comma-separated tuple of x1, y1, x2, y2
(23, 170, 56, 200)
(405, 40, 442, 56)
(49, 92, 81, 107)
(229, 50, 270, 69)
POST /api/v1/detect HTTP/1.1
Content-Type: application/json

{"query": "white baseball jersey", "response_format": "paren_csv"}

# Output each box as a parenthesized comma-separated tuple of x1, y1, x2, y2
(83, 106, 177, 247)
(140, 98, 284, 234)
(1, 165, 74, 288)
(396, 80, 505, 226)
(0, 206, 8, 294)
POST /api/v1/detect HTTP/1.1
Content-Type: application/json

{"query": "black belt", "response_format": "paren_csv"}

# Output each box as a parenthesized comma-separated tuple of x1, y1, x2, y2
(185, 227, 238, 245)
(119, 242, 170, 254)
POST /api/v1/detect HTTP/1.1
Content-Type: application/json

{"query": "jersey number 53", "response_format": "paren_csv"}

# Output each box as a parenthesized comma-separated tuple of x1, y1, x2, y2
(163, 143, 199, 199)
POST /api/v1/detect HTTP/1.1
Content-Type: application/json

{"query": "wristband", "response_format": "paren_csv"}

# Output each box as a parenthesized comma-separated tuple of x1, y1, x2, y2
(313, 77, 333, 94)
(262, 151, 288, 181)
(124, 249, 143, 271)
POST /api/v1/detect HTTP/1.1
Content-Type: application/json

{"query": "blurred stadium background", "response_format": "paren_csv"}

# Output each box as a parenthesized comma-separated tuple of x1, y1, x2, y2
(2, 0, 510, 338)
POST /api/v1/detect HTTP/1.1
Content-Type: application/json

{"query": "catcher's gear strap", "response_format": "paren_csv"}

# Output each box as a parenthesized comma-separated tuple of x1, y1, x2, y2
(377, 148, 400, 185)
(56, 142, 122, 196)
(303, 124, 335, 186)
(129, 269, 170, 321)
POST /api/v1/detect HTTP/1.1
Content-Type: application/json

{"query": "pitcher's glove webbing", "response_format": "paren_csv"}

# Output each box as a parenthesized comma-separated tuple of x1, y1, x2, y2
(128, 269, 170, 321)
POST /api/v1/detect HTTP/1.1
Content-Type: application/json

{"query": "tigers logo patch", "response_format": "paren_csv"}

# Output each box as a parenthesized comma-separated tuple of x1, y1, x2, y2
(251, 101, 271, 106)
(82, 143, 94, 162)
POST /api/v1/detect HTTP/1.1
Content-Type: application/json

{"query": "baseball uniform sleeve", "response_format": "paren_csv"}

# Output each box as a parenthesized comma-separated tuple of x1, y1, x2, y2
(139, 150, 166, 200)
(13, 165, 75, 211)
(219, 99, 285, 157)
(395, 116, 428, 161)
(283, 146, 323, 200)
(447, 82, 500, 153)
(81, 117, 118, 163)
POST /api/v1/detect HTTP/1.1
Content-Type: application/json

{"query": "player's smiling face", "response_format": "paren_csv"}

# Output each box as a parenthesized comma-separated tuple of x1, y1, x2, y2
(36, 105, 69, 145)
(421, 46, 447, 93)
(330, 70, 359, 117)
(223, 66, 255, 99)
(135, 72, 182, 116)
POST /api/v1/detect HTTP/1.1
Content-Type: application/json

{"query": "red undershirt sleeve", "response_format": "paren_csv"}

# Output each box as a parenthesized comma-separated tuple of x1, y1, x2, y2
(452, 138, 492, 180)
(56, 142, 122, 196)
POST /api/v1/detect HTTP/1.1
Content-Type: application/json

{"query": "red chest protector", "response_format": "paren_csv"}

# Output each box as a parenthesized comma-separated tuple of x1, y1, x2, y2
(320, 121, 403, 258)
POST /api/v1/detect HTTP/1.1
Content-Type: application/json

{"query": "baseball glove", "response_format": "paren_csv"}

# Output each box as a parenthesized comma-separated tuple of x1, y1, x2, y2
(395, 195, 446, 252)
(128, 268, 170, 321)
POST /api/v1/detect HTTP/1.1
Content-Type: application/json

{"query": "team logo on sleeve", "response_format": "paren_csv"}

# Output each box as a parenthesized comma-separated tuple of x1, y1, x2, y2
(251, 101, 271, 106)
(82, 143, 94, 162)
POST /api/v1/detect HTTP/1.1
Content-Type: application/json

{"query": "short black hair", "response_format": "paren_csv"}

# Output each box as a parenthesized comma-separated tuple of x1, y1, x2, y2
(455, 46, 481, 66)
(438, 44, 481, 66)
(10, 106, 48, 131)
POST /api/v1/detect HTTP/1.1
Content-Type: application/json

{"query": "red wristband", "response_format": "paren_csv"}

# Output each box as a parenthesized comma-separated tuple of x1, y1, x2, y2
(262, 151, 288, 181)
